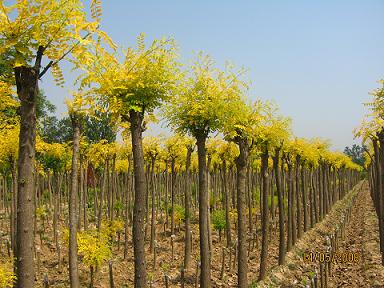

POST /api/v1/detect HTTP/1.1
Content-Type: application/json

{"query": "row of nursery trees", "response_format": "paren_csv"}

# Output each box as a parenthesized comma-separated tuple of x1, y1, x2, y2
(356, 79, 384, 266)
(0, 1, 361, 287)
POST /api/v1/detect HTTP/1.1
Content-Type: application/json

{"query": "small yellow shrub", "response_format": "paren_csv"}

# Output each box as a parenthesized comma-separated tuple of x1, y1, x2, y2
(0, 260, 16, 288)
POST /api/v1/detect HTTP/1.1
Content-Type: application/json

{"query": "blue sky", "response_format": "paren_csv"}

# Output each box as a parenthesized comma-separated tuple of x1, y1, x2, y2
(42, 0, 384, 150)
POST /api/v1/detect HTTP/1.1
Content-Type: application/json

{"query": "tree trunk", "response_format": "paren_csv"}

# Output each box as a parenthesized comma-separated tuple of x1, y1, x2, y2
(286, 160, 293, 251)
(184, 147, 193, 270)
(376, 134, 384, 261)
(302, 166, 308, 232)
(124, 156, 132, 259)
(150, 157, 156, 254)
(196, 132, 211, 288)
(235, 139, 249, 287)
(14, 66, 38, 288)
(259, 145, 270, 281)
(171, 158, 176, 236)
(78, 158, 83, 230)
(222, 161, 232, 248)
(295, 156, 302, 239)
(309, 168, 315, 228)
(273, 148, 285, 265)
(69, 113, 81, 288)
(129, 110, 147, 288)
(11, 158, 17, 254)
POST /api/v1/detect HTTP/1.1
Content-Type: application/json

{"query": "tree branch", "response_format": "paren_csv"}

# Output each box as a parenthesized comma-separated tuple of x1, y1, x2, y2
(39, 31, 92, 79)
(34, 45, 46, 71)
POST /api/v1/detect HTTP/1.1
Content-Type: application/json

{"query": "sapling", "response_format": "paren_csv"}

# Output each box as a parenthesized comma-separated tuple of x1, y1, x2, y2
(153, 240, 158, 269)
(180, 266, 185, 288)
(195, 259, 200, 288)
(63, 227, 112, 288)
(171, 234, 176, 261)
(36, 206, 47, 245)
(220, 246, 226, 280)
(36, 247, 41, 277)
(164, 274, 170, 288)
(148, 272, 154, 288)
(168, 204, 185, 232)
(43, 274, 49, 288)
(211, 210, 226, 242)
(108, 260, 114, 288)
(160, 262, 171, 288)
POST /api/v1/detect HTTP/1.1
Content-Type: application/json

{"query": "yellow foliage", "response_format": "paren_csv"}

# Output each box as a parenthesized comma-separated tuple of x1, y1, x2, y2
(0, 81, 18, 125)
(0, 0, 114, 86)
(165, 134, 188, 161)
(115, 159, 129, 173)
(0, 126, 19, 167)
(101, 218, 125, 237)
(77, 229, 111, 268)
(165, 52, 247, 138)
(229, 209, 238, 222)
(143, 136, 161, 162)
(61, 218, 124, 269)
(86, 140, 117, 168)
(35, 205, 48, 220)
(0, 259, 16, 288)
(76, 33, 180, 118)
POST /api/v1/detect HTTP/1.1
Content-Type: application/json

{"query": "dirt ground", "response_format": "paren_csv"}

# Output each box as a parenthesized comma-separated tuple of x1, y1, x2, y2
(329, 182, 384, 288)
(2, 181, 383, 287)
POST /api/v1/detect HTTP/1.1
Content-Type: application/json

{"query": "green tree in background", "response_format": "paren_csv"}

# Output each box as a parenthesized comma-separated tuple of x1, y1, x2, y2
(344, 144, 366, 167)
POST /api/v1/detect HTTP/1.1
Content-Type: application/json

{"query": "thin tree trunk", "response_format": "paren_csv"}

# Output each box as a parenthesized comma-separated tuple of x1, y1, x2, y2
(259, 145, 270, 281)
(273, 147, 285, 265)
(184, 147, 193, 270)
(11, 158, 17, 254)
(150, 157, 156, 254)
(295, 156, 302, 239)
(69, 113, 81, 288)
(286, 159, 293, 251)
(171, 158, 176, 236)
(130, 109, 147, 288)
(309, 168, 315, 228)
(124, 156, 132, 259)
(222, 161, 232, 248)
(375, 135, 384, 262)
(302, 167, 308, 232)
(196, 132, 211, 288)
(235, 139, 249, 287)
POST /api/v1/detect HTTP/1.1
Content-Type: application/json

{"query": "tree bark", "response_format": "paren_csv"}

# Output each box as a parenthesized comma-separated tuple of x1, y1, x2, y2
(286, 159, 293, 251)
(184, 147, 193, 270)
(301, 166, 308, 232)
(235, 139, 249, 287)
(222, 161, 232, 248)
(11, 158, 17, 254)
(14, 66, 38, 288)
(273, 148, 285, 265)
(295, 156, 302, 239)
(376, 134, 384, 261)
(259, 145, 270, 281)
(124, 156, 132, 259)
(69, 113, 81, 288)
(196, 132, 211, 288)
(171, 158, 176, 236)
(129, 109, 147, 288)
(149, 157, 156, 254)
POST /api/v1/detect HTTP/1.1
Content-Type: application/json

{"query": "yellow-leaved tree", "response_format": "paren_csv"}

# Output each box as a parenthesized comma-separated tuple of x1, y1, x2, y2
(355, 79, 384, 264)
(0, 1, 114, 286)
(164, 53, 246, 287)
(77, 33, 180, 287)
(221, 97, 291, 284)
